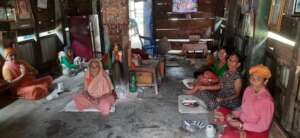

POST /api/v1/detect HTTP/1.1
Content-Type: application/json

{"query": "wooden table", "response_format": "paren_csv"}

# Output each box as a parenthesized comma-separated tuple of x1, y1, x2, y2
(131, 59, 160, 95)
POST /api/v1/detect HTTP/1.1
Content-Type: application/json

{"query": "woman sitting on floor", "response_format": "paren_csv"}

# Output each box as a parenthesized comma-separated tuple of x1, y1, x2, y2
(215, 64, 274, 138)
(186, 53, 242, 111)
(73, 58, 117, 116)
(189, 69, 219, 93)
(2, 47, 53, 100)
(58, 47, 80, 76)
(194, 48, 228, 78)
(210, 48, 228, 77)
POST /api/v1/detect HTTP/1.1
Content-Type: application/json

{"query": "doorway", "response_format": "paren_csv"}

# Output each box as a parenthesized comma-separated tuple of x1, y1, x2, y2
(129, 0, 153, 50)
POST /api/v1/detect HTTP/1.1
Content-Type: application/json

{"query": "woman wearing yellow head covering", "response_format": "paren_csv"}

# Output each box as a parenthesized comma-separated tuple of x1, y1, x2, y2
(2, 47, 53, 100)
(215, 64, 274, 138)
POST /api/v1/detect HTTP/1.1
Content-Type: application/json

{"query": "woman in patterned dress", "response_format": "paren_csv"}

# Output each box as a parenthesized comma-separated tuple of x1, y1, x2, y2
(186, 53, 242, 111)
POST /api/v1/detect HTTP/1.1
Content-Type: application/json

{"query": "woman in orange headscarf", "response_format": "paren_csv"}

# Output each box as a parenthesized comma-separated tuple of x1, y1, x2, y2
(2, 47, 53, 100)
(73, 58, 117, 116)
(215, 64, 274, 138)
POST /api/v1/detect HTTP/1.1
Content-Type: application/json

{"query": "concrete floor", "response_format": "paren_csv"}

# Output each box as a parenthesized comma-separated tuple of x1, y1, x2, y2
(0, 58, 217, 138)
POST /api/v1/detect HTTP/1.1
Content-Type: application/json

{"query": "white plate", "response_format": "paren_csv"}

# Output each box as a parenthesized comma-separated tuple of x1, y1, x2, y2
(182, 79, 195, 89)
(178, 95, 208, 114)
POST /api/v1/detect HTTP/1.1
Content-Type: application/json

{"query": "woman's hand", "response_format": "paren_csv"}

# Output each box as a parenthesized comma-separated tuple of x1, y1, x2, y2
(198, 86, 206, 91)
(20, 65, 26, 76)
(184, 89, 195, 95)
(228, 119, 242, 129)
(213, 111, 225, 123)
(83, 90, 99, 103)
(226, 113, 238, 122)
(189, 82, 195, 88)
(216, 97, 223, 103)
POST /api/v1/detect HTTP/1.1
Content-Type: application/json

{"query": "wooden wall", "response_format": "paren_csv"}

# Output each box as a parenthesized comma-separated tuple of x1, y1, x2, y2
(265, 15, 300, 137)
(153, 0, 217, 49)
(100, 0, 128, 46)
(31, 0, 56, 32)
(64, 0, 94, 16)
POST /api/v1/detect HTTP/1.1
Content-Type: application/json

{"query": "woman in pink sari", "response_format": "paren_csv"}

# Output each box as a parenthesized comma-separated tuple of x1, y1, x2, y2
(2, 47, 53, 100)
(215, 64, 274, 138)
(73, 58, 117, 116)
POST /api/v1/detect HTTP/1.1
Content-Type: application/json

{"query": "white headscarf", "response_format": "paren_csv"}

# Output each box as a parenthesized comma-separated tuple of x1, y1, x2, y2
(58, 51, 66, 63)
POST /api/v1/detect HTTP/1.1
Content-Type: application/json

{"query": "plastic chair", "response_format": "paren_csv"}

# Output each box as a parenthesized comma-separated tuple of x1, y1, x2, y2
(129, 19, 156, 56)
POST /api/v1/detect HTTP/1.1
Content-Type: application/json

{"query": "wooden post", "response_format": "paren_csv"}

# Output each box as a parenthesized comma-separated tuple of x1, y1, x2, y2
(30, 0, 42, 68)
(100, 0, 129, 81)
(283, 20, 300, 132)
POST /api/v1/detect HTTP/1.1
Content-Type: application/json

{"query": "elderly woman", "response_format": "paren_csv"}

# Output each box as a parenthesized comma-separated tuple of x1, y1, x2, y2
(58, 51, 77, 76)
(215, 64, 274, 138)
(73, 58, 117, 116)
(58, 47, 83, 76)
(2, 47, 53, 100)
(186, 53, 242, 111)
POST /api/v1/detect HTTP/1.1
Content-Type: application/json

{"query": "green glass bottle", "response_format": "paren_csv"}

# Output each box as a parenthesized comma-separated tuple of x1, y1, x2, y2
(103, 26, 112, 69)
(129, 71, 137, 93)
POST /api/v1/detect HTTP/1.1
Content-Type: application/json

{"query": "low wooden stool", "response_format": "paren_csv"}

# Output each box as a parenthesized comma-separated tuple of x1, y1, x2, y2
(131, 60, 159, 95)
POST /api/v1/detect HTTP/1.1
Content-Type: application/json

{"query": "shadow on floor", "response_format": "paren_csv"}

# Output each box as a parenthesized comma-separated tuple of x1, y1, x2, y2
(0, 93, 17, 109)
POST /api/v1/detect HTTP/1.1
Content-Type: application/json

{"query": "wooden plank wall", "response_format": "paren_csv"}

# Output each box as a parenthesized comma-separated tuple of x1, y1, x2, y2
(154, 0, 217, 49)
(266, 37, 300, 137)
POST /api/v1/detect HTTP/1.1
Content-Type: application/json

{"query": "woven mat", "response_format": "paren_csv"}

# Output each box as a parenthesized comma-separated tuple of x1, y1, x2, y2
(63, 100, 115, 112)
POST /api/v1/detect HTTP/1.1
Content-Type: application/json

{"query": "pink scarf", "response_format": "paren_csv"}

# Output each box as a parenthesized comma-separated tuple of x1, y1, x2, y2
(85, 59, 113, 98)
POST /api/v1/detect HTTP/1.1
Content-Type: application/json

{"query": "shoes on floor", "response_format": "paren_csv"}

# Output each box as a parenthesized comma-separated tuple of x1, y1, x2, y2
(192, 120, 206, 129)
(183, 120, 197, 133)
(182, 120, 207, 132)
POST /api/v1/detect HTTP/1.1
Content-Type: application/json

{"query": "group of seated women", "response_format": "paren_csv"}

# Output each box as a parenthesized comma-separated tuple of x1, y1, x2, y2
(187, 51, 242, 110)
(187, 48, 274, 138)
(2, 45, 275, 136)
(2, 46, 117, 116)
